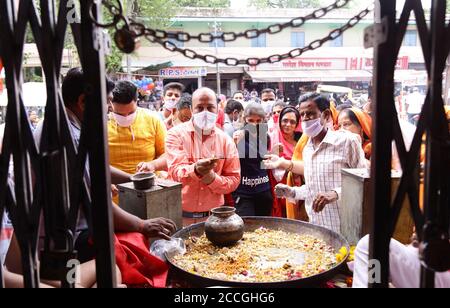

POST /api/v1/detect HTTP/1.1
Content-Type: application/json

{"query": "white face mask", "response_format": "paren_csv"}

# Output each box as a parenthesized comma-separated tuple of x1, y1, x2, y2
(262, 100, 275, 105)
(301, 118, 324, 138)
(231, 111, 242, 129)
(113, 111, 137, 127)
(326, 120, 335, 131)
(193, 110, 217, 131)
(232, 118, 243, 130)
(262, 100, 275, 114)
(164, 99, 178, 110)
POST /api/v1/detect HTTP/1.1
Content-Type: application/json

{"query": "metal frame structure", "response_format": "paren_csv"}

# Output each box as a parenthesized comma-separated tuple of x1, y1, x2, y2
(0, 0, 447, 289)
(0, 0, 115, 288)
(370, 0, 449, 288)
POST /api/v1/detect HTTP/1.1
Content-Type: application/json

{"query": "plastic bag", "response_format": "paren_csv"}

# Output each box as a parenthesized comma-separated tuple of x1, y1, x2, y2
(272, 168, 286, 183)
(150, 238, 186, 262)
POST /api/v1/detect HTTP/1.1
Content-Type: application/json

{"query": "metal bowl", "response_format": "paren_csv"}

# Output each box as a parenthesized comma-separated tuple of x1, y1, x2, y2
(130, 172, 155, 190)
(166, 217, 349, 288)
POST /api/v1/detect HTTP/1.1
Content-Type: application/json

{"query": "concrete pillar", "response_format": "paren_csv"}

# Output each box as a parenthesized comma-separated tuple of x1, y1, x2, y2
(230, 78, 239, 96)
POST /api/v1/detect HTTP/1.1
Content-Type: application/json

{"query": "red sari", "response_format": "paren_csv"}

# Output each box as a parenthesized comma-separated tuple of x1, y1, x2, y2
(269, 129, 298, 217)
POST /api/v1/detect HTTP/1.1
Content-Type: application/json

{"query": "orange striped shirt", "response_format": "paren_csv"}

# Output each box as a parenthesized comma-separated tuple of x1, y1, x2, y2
(166, 121, 241, 213)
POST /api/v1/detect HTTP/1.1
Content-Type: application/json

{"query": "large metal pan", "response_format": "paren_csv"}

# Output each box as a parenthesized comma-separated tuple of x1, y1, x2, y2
(166, 217, 349, 288)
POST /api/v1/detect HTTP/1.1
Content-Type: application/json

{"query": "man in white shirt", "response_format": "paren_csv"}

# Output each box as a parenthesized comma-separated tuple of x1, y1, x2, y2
(0, 210, 13, 266)
(223, 99, 244, 138)
(406, 87, 425, 126)
(268, 93, 367, 233)
(353, 235, 450, 288)
(260, 88, 276, 118)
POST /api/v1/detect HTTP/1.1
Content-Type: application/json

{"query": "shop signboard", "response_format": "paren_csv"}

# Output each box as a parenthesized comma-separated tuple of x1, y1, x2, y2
(251, 56, 409, 71)
(355, 56, 409, 70)
(252, 58, 348, 71)
(159, 67, 207, 79)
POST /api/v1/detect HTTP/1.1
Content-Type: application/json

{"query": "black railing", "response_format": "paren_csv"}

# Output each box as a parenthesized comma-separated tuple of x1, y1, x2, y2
(0, 0, 448, 289)
(0, 0, 115, 288)
(370, 0, 450, 288)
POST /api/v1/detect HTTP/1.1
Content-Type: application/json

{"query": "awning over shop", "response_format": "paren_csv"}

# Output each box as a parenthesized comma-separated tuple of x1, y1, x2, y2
(246, 70, 373, 83)
(0, 82, 47, 107)
(394, 69, 428, 85)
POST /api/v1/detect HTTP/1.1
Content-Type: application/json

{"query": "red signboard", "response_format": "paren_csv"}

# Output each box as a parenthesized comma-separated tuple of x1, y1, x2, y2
(351, 56, 409, 70)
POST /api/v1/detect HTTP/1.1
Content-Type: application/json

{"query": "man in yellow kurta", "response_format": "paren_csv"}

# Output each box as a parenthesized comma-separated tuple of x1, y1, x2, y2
(108, 81, 167, 175)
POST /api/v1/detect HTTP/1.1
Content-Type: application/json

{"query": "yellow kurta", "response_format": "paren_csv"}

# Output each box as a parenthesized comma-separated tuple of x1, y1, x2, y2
(108, 108, 166, 175)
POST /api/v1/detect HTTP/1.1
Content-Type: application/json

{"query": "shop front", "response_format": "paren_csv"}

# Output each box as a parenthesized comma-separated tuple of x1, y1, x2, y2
(159, 66, 208, 93)
(245, 56, 410, 103)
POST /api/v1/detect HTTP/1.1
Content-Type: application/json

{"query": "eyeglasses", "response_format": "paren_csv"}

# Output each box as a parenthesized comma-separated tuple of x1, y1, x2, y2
(281, 119, 298, 126)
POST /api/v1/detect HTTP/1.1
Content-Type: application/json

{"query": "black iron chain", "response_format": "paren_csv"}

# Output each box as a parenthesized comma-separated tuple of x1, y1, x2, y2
(90, 0, 373, 66)
(146, 6, 372, 67)
(94, 0, 352, 43)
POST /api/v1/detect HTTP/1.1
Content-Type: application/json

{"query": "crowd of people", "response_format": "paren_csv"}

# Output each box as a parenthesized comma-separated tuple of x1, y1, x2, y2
(1, 67, 449, 288)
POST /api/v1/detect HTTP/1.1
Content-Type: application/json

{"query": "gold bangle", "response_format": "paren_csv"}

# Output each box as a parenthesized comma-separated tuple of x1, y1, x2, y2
(287, 161, 294, 172)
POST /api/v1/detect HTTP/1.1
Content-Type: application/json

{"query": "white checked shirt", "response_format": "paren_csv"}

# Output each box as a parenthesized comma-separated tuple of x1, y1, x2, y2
(291, 130, 368, 233)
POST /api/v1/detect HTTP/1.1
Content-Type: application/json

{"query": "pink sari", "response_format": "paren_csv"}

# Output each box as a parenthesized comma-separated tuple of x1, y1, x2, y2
(270, 129, 296, 160)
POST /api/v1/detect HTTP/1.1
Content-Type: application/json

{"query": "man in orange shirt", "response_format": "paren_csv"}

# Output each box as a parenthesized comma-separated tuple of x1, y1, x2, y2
(166, 88, 241, 226)
(108, 81, 167, 175)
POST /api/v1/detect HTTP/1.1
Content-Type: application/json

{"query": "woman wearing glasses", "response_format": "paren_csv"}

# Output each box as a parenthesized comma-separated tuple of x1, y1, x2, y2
(269, 106, 302, 217)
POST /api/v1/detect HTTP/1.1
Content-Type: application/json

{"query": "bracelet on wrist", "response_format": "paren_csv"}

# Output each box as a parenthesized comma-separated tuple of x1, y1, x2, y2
(286, 161, 294, 172)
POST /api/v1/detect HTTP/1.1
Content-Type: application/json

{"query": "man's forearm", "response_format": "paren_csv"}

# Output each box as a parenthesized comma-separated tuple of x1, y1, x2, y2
(110, 166, 131, 185)
(152, 153, 168, 171)
(280, 159, 304, 175)
(111, 203, 142, 233)
(291, 160, 304, 175)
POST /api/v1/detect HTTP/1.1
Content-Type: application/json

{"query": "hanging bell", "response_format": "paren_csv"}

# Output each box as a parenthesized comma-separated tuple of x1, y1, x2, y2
(114, 27, 141, 54)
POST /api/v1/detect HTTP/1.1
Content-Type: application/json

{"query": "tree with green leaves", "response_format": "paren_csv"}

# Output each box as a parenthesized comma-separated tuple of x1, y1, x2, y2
(101, 0, 177, 73)
(178, 0, 231, 8)
(250, 0, 322, 9)
(104, 0, 231, 73)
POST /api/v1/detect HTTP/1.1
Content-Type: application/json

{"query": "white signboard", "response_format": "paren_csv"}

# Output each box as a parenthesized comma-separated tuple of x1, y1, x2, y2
(254, 58, 348, 71)
(159, 67, 207, 79)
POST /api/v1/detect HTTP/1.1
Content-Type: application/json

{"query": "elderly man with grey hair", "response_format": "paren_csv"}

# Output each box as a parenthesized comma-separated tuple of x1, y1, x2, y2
(165, 87, 241, 226)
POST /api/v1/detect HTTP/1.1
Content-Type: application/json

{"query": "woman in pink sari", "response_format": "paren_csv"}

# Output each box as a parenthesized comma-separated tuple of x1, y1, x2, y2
(269, 106, 302, 217)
